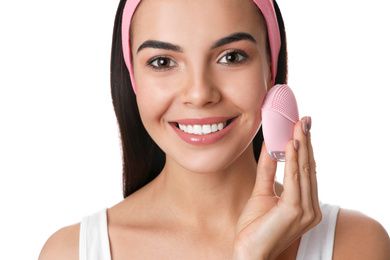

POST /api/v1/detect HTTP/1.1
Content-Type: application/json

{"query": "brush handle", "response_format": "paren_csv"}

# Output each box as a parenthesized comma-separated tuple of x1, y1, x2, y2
(262, 110, 295, 161)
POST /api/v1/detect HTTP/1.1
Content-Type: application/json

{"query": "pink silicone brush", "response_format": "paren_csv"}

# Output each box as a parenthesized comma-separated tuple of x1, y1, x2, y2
(261, 84, 299, 162)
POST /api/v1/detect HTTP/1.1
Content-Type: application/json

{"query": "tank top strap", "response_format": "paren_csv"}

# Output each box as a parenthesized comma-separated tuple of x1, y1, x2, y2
(296, 202, 340, 260)
(79, 208, 111, 260)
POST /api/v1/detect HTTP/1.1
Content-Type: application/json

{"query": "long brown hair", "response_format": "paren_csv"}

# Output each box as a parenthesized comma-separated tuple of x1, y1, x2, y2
(110, 0, 288, 198)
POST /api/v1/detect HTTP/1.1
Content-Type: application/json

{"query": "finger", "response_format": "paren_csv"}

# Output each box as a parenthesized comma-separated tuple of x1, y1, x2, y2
(306, 122, 321, 218)
(281, 139, 300, 204)
(294, 118, 313, 212)
(253, 142, 278, 196)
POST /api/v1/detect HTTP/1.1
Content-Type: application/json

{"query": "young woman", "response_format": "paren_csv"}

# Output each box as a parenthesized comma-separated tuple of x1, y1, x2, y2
(39, 0, 390, 259)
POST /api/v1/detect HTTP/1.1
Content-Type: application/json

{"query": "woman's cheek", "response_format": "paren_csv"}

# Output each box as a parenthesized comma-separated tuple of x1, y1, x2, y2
(224, 76, 267, 113)
(136, 74, 175, 117)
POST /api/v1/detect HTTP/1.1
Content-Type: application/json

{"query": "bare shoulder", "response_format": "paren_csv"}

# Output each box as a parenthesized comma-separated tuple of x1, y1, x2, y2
(39, 223, 80, 260)
(333, 208, 390, 260)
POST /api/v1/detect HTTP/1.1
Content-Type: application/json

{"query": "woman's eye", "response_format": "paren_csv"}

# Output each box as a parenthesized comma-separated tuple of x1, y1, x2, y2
(218, 51, 248, 65)
(147, 57, 178, 70)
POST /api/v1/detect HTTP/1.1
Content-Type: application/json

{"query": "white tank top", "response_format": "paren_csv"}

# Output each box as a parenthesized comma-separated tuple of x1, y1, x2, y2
(79, 203, 340, 260)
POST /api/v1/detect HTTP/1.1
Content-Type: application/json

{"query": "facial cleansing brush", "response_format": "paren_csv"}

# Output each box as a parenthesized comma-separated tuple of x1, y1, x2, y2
(261, 84, 299, 162)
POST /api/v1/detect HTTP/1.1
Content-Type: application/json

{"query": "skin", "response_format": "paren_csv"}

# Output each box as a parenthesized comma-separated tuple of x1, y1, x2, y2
(39, 0, 390, 259)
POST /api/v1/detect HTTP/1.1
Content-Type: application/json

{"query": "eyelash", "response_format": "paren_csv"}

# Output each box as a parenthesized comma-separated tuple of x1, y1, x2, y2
(146, 50, 249, 71)
(218, 50, 249, 65)
(146, 56, 178, 71)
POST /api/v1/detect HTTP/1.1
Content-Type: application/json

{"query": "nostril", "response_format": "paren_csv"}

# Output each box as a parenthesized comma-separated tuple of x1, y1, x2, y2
(180, 82, 221, 107)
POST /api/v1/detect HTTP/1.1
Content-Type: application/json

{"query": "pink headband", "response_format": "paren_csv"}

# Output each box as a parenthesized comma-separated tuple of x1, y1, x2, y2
(121, 0, 281, 93)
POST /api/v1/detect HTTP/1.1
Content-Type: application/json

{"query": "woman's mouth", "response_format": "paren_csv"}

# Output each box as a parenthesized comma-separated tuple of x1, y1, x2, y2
(170, 117, 238, 145)
(176, 119, 233, 135)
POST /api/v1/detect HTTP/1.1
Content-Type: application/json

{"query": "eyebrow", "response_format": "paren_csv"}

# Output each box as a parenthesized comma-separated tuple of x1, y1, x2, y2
(211, 32, 257, 49)
(136, 32, 257, 54)
(137, 41, 182, 54)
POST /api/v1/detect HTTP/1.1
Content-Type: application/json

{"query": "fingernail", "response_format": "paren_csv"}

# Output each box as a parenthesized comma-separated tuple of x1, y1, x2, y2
(302, 120, 308, 135)
(307, 116, 312, 131)
(294, 139, 299, 151)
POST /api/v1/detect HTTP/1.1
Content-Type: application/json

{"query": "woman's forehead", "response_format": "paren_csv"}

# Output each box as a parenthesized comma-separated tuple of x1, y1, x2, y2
(130, 0, 267, 47)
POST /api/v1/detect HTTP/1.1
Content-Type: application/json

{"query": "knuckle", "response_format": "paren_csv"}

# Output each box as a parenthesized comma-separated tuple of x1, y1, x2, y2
(307, 207, 322, 228)
(310, 160, 317, 172)
(302, 162, 311, 176)
(302, 208, 316, 225)
(314, 207, 323, 225)
(289, 204, 303, 220)
(291, 168, 300, 181)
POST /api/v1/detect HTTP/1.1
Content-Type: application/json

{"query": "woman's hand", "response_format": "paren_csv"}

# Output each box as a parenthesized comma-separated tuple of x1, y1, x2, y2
(233, 117, 322, 260)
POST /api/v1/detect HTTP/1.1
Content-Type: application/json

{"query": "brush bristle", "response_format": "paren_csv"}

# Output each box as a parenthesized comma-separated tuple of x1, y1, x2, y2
(262, 84, 299, 124)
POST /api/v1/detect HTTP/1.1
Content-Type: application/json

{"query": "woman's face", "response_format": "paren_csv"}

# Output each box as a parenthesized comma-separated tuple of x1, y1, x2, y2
(131, 0, 272, 173)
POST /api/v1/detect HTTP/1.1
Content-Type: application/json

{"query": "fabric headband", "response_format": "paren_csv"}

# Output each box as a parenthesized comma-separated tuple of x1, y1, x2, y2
(121, 0, 281, 93)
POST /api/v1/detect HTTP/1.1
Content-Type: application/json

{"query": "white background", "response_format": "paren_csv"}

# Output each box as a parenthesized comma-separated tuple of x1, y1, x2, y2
(1, 0, 389, 258)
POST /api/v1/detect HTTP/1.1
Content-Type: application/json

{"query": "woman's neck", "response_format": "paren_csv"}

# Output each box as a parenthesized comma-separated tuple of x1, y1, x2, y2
(151, 146, 258, 230)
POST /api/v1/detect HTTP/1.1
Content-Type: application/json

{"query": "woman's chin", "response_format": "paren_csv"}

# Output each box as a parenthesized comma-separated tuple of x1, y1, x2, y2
(167, 144, 251, 175)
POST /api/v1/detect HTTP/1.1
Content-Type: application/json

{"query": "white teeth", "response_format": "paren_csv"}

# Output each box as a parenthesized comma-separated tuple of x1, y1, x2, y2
(177, 121, 228, 135)
(187, 125, 194, 134)
(193, 125, 202, 135)
(202, 125, 211, 134)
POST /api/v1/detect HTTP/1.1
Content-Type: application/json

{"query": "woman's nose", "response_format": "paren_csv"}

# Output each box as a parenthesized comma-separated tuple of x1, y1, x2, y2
(180, 67, 221, 107)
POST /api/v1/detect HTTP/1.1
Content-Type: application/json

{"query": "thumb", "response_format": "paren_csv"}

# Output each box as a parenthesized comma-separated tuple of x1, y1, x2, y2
(252, 143, 278, 196)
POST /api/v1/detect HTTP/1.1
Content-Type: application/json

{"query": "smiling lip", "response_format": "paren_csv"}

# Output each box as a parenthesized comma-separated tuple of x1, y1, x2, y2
(170, 116, 238, 145)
